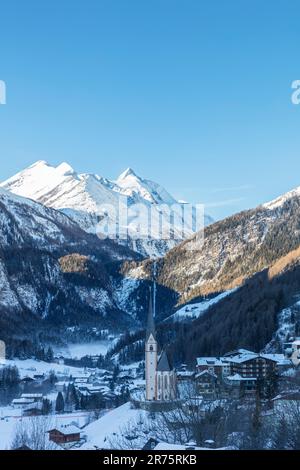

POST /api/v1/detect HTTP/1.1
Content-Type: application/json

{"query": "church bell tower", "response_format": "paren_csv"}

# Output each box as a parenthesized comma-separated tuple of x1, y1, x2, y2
(145, 288, 158, 401)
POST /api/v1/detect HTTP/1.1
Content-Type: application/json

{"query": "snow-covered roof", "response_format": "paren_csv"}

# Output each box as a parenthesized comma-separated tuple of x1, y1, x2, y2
(227, 352, 285, 364)
(21, 393, 43, 398)
(261, 354, 291, 365)
(12, 398, 35, 404)
(118, 371, 135, 378)
(226, 373, 257, 382)
(195, 370, 217, 379)
(157, 351, 172, 372)
(47, 425, 81, 435)
(226, 354, 259, 364)
(177, 370, 195, 377)
(196, 357, 230, 367)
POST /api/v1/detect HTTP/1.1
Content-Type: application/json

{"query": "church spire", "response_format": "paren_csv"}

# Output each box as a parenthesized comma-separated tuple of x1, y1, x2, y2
(146, 287, 156, 342)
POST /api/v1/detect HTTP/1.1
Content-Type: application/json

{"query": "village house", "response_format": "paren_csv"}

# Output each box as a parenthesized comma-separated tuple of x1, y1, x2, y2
(54, 355, 65, 365)
(20, 376, 35, 386)
(284, 337, 300, 365)
(33, 373, 45, 382)
(99, 371, 113, 382)
(262, 354, 292, 374)
(117, 370, 135, 383)
(55, 381, 71, 392)
(196, 357, 231, 378)
(226, 353, 277, 379)
(47, 425, 81, 445)
(20, 393, 43, 403)
(194, 350, 291, 399)
(195, 370, 219, 399)
(11, 395, 43, 415)
(12, 398, 35, 409)
(224, 374, 257, 398)
(177, 364, 196, 382)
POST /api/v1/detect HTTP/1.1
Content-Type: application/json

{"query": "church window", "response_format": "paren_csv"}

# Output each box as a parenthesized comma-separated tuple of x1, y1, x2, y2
(150, 346, 153, 351)
(164, 375, 168, 389)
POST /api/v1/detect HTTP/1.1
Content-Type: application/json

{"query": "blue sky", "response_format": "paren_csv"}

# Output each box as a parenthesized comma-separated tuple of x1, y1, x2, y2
(0, 0, 300, 220)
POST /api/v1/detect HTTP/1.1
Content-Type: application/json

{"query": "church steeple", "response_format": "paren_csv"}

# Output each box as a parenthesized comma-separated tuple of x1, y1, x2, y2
(145, 286, 158, 401)
(146, 287, 156, 342)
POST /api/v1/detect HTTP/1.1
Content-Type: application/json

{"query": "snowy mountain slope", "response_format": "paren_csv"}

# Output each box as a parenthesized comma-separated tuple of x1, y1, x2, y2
(164, 249, 300, 362)
(123, 183, 300, 304)
(263, 186, 300, 211)
(0, 187, 145, 345)
(0, 186, 180, 353)
(115, 167, 177, 205)
(165, 288, 238, 322)
(80, 402, 146, 450)
(0, 161, 213, 258)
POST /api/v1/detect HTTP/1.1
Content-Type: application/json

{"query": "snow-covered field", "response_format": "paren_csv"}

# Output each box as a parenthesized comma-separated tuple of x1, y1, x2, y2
(2, 358, 89, 379)
(54, 340, 115, 359)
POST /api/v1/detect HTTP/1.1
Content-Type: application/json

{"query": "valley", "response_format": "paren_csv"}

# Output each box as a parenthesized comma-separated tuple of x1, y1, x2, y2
(1, 162, 300, 451)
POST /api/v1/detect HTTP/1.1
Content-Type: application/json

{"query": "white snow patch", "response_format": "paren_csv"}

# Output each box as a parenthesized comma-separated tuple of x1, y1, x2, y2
(167, 288, 238, 322)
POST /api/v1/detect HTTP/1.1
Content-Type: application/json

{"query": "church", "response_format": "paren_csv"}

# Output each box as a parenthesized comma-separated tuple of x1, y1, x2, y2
(145, 290, 177, 402)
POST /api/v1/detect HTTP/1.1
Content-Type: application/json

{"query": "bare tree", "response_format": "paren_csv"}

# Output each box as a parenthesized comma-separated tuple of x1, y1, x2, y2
(109, 383, 240, 450)
(271, 401, 300, 449)
(11, 417, 58, 450)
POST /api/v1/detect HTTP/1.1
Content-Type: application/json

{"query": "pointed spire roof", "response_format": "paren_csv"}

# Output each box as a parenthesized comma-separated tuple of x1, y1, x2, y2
(146, 287, 156, 342)
(157, 350, 172, 372)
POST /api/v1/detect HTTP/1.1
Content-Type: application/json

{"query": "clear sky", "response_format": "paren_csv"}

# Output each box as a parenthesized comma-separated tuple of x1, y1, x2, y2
(0, 0, 300, 220)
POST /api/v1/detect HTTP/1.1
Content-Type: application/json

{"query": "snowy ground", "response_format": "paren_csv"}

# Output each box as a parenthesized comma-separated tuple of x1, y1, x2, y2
(79, 402, 146, 450)
(167, 288, 238, 322)
(2, 358, 89, 379)
(0, 410, 93, 450)
(54, 340, 115, 359)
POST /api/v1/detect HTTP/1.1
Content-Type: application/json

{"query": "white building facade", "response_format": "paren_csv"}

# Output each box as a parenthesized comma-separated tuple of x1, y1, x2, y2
(145, 289, 177, 402)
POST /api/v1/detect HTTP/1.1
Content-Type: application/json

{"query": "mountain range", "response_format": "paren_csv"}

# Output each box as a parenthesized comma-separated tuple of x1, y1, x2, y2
(0, 161, 213, 258)
(1, 160, 300, 361)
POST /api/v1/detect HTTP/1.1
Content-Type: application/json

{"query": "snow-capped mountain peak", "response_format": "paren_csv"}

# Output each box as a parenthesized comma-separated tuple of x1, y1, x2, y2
(116, 167, 177, 205)
(117, 167, 137, 180)
(29, 159, 49, 168)
(2, 160, 79, 201)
